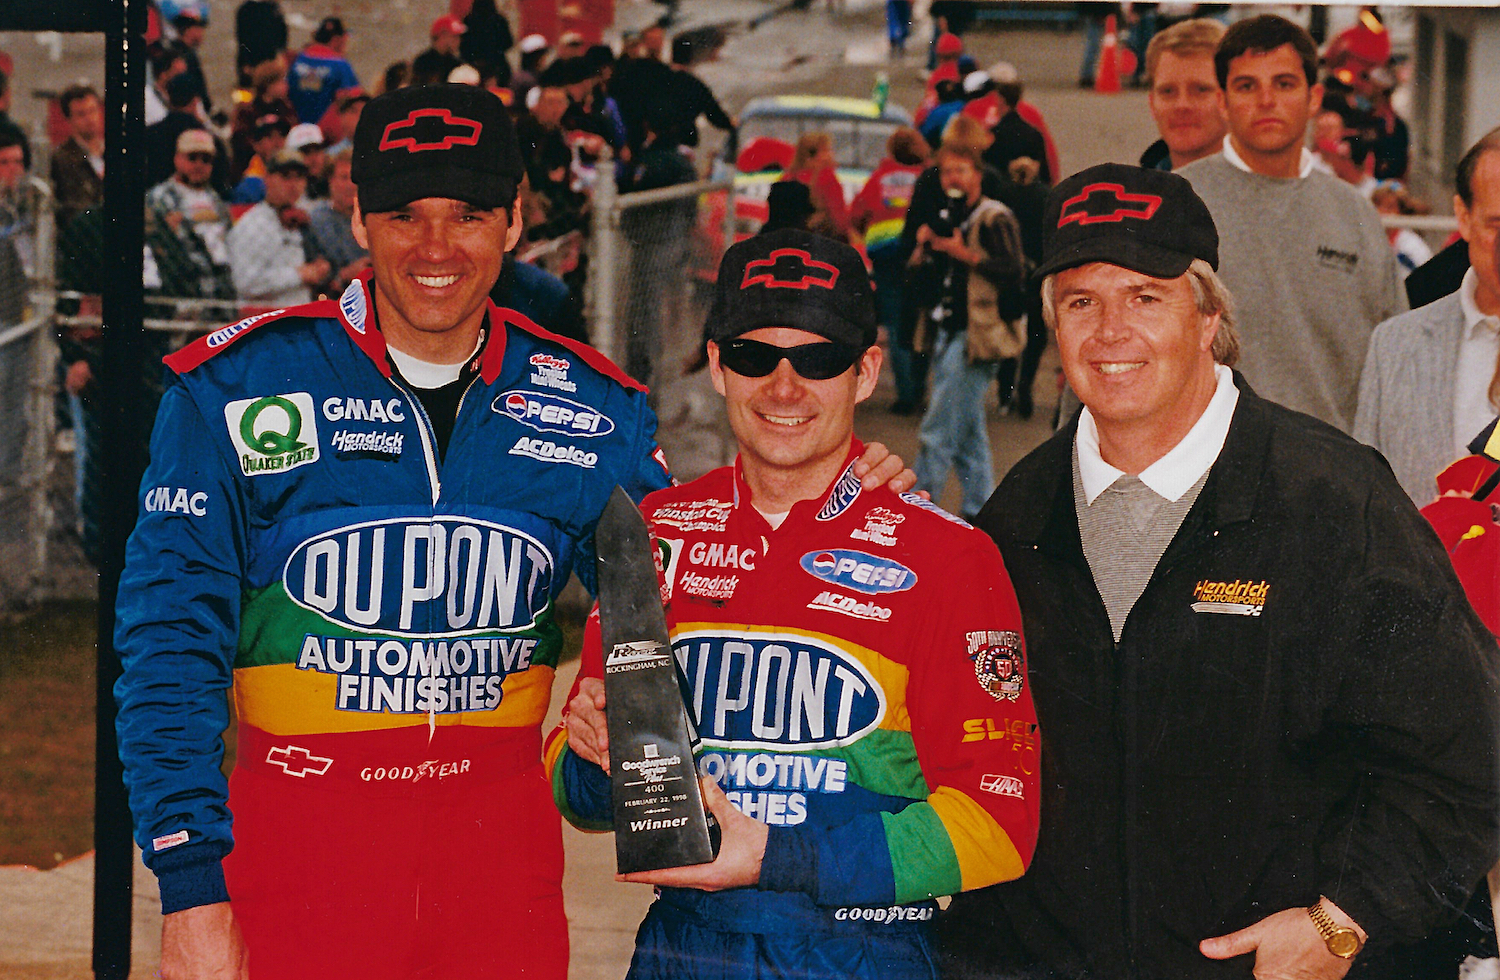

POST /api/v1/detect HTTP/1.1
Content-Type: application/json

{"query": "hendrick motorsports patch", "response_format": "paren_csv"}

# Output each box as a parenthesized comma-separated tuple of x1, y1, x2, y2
(1190, 579, 1269, 616)
(966, 630, 1024, 702)
(224, 392, 320, 476)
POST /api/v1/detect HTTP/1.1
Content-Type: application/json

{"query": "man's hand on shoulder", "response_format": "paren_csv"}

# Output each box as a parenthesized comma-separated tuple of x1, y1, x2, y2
(565, 676, 610, 773)
(853, 441, 917, 494)
(617, 777, 767, 892)
(1200, 899, 1363, 979)
(160, 901, 249, 980)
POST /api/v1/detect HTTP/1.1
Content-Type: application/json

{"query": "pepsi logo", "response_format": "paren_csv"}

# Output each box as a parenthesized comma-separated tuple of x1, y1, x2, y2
(493, 389, 615, 438)
(800, 549, 916, 595)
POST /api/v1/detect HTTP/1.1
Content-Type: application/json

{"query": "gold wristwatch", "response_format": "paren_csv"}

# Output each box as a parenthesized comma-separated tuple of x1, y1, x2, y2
(1308, 899, 1364, 960)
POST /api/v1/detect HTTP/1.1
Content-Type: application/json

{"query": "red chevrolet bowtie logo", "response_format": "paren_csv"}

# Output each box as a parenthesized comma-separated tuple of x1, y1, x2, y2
(266, 745, 334, 778)
(378, 108, 483, 153)
(742, 248, 841, 291)
(1057, 182, 1163, 227)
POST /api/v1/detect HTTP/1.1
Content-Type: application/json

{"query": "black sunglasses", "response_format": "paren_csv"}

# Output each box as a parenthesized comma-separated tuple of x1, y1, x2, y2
(718, 338, 864, 380)
(184, 152, 215, 163)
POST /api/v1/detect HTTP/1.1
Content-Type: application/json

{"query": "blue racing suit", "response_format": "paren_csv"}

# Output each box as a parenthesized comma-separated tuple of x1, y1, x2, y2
(113, 274, 670, 978)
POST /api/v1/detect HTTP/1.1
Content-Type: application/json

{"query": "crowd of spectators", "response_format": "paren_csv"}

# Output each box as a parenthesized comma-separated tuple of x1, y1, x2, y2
(0, 0, 740, 560)
(0, 4, 1459, 569)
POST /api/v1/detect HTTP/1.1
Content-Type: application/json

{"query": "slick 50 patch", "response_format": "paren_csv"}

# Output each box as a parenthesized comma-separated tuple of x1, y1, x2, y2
(966, 630, 1024, 702)
(1190, 579, 1269, 616)
(225, 392, 320, 476)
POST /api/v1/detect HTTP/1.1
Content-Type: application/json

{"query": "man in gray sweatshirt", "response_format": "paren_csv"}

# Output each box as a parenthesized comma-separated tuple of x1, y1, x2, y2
(1179, 14, 1405, 433)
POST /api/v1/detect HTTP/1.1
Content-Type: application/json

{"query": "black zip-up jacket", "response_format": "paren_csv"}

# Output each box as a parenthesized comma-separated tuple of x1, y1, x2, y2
(937, 380, 1500, 980)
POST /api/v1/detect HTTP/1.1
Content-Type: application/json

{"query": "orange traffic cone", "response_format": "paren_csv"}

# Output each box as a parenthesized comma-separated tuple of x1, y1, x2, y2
(1095, 13, 1121, 94)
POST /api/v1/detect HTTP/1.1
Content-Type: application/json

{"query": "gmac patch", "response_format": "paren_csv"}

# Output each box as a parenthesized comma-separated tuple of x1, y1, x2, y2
(966, 630, 1024, 702)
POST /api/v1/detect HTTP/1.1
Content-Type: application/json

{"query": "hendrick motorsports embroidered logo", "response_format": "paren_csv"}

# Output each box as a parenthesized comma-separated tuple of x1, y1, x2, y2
(225, 392, 320, 476)
(1191, 579, 1269, 616)
(966, 630, 1024, 702)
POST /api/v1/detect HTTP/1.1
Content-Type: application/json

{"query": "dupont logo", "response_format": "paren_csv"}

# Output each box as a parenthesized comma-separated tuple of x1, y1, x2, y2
(815, 465, 862, 521)
(205, 308, 286, 348)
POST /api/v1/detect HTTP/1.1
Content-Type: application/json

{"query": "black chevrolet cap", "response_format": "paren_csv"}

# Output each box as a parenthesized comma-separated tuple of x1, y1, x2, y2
(351, 84, 524, 214)
(1035, 163, 1218, 281)
(708, 228, 877, 348)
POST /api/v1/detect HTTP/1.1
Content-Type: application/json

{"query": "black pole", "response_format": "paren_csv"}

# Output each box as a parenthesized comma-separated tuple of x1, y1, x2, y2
(95, 0, 149, 976)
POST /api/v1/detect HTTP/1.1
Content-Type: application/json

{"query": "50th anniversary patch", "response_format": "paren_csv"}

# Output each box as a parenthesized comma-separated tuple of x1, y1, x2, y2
(225, 392, 320, 476)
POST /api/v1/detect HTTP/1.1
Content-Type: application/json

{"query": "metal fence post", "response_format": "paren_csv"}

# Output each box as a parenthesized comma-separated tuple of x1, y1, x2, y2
(96, 0, 149, 975)
(721, 163, 738, 262)
(25, 181, 56, 580)
(589, 155, 620, 365)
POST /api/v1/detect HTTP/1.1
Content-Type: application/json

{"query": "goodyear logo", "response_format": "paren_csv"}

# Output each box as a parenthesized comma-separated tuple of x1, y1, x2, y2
(493, 389, 615, 437)
(283, 517, 554, 634)
(1191, 579, 1269, 617)
(673, 628, 885, 751)
(800, 549, 916, 595)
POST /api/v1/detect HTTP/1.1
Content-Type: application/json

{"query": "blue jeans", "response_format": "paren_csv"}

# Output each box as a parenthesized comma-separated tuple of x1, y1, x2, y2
(886, 0, 911, 48)
(913, 329, 995, 517)
(1078, 13, 1104, 84)
(870, 242, 926, 406)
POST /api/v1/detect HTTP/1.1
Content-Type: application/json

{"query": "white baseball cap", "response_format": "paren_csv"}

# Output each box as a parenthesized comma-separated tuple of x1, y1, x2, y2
(288, 122, 326, 151)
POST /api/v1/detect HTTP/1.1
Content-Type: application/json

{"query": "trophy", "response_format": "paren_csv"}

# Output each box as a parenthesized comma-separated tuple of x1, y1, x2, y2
(595, 486, 718, 874)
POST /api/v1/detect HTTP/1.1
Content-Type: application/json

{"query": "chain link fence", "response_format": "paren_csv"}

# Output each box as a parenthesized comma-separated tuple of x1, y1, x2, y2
(587, 168, 741, 480)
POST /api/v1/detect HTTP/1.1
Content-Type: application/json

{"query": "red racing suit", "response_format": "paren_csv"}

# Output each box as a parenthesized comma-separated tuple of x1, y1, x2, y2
(546, 443, 1040, 979)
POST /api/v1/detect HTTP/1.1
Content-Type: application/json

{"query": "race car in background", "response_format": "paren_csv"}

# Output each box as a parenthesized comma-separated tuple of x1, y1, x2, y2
(703, 94, 913, 249)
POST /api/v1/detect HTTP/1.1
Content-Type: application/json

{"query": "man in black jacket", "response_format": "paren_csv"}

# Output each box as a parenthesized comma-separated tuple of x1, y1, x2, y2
(936, 163, 1500, 980)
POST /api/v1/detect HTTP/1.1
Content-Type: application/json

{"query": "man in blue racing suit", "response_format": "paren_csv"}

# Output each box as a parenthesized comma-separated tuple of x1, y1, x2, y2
(113, 83, 910, 979)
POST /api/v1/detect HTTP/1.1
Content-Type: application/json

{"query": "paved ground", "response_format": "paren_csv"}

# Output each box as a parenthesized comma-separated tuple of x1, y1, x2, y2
(0, 2, 1159, 976)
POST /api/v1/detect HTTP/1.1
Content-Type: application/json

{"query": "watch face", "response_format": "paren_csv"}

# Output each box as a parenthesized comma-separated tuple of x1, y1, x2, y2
(1328, 929, 1361, 959)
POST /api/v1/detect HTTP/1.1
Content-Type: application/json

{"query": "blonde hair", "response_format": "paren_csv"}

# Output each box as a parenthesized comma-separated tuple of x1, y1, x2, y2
(790, 132, 833, 173)
(1040, 258, 1240, 367)
(1144, 18, 1226, 85)
(940, 113, 994, 154)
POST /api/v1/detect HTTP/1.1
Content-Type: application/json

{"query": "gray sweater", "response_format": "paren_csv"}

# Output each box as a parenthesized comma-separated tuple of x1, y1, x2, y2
(1180, 154, 1406, 432)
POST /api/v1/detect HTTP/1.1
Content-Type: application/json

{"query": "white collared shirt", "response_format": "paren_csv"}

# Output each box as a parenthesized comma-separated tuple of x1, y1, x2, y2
(1451, 268, 1500, 457)
(1222, 138, 1318, 180)
(1077, 364, 1240, 505)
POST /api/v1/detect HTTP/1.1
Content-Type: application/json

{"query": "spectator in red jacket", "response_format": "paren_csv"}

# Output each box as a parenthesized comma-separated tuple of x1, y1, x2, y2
(851, 126, 930, 413)
(781, 132, 855, 246)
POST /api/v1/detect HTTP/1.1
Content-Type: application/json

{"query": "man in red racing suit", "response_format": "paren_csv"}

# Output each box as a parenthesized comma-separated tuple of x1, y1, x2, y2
(547, 228, 1040, 980)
